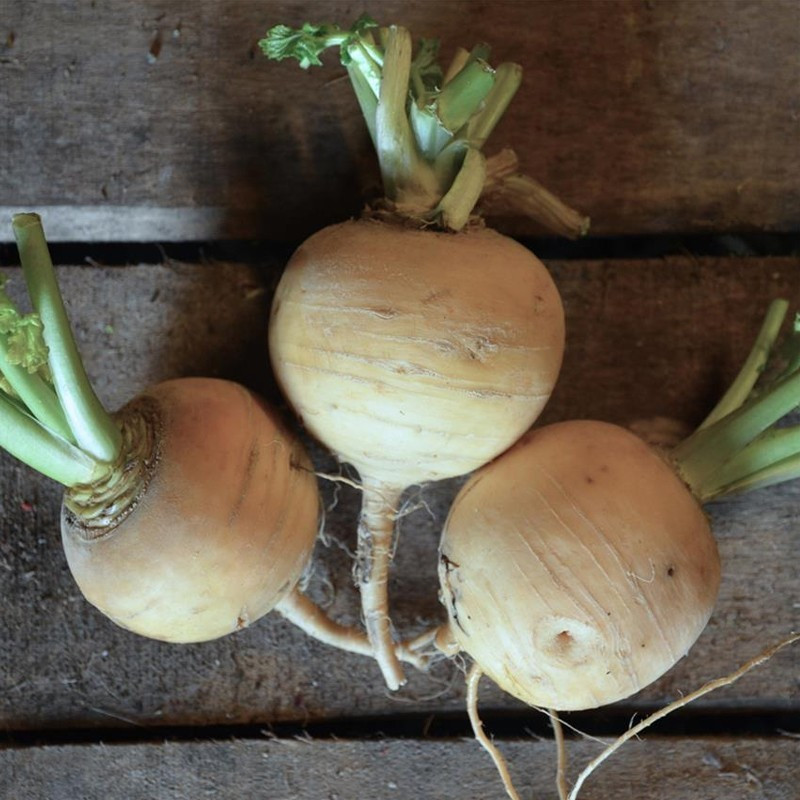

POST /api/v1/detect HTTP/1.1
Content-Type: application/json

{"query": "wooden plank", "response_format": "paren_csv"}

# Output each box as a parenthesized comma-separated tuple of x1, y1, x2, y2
(2, 1, 799, 240)
(0, 257, 798, 733)
(2, 737, 798, 800)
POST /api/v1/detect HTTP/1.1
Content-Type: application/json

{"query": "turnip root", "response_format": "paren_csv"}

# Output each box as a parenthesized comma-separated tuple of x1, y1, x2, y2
(262, 16, 581, 689)
(2, 213, 422, 664)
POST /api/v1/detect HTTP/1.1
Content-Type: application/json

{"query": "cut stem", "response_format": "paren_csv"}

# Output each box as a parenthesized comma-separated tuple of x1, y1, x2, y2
(436, 59, 495, 133)
(480, 173, 590, 239)
(0, 392, 101, 485)
(462, 62, 522, 148)
(356, 477, 405, 689)
(375, 26, 437, 211)
(12, 213, 121, 463)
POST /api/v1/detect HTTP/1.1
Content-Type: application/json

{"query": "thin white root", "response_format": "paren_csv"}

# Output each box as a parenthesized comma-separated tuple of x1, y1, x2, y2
(567, 631, 800, 800)
(466, 663, 523, 800)
(276, 587, 429, 671)
(357, 479, 406, 690)
(314, 470, 365, 492)
(551, 710, 568, 800)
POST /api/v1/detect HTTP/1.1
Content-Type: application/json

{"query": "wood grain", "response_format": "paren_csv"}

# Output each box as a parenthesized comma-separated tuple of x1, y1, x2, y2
(0, 256, 798, 733)
(2, 737, 798, 800)
(1, 0, 799, 241)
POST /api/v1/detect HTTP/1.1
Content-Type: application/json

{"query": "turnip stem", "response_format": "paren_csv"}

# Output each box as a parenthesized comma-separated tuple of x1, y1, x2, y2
(261, 16, 589, 231)
(347, 64, 379, 149)
(466, 663, 522, 800)
(12, 214, 121, 463)
(0, 392, 100, 486)
(567, 632, 799, 800)
(698, 424, 800, 500)
(697, 299, 789, 430)
(437, 148, 487, 231)
(375, 26, 438, 211)
(276, 587, 430, 670)
(671, 299, 800, 500)
(480, 173, 590, 239)
(436, 59, 495, 133)
(356, 477, 405, 689)
(463, 62, 522, 148)
(674, 365, 800, 499)
(443, 46, 470, 84)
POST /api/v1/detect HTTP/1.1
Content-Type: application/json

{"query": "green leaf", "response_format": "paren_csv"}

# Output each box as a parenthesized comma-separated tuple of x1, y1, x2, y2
(7, 314, 50, 374)
(260, 15, 378, 70)
(0, 275, 51, 378)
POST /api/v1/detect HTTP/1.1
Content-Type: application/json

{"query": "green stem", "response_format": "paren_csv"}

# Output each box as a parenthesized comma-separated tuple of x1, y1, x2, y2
(697, 299, 789, 430)
(706, 451, 800, 499)
(436, 59, 495, 133)
(443, 47, 470, 84)
(261, 16, 589, 232)
(699, 425, 800, 500)
(673, 366, 800, 500)
(461, 62, 522, 148)
(0, 392, 101, 486)
(409, 102, 452, 162)
(347, 63, 379, 149)
(0, 338, 74, 440)
(374, 26, 438, 211)
(12, 213, 121, 463)
(436, 148, 486, 230)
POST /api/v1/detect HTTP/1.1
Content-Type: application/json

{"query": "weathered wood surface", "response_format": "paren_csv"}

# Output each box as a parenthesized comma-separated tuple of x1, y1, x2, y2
(0, 256, 798, 734)
(2, 737, 799, 800)
(2, 0, 799, 241)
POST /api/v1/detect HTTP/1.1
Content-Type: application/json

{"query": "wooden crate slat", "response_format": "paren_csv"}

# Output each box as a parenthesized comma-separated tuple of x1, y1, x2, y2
(0, 257, 798, 731)
(1, 0, 799, 240)
(2, 737, 799, 800)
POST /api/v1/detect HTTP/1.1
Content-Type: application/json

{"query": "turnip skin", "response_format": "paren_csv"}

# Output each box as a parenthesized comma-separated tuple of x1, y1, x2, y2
(61, 378, 320, 644)
(269, 218, 565, 487)
(438, 420, 720, 711)
(270, 217, 564, 687)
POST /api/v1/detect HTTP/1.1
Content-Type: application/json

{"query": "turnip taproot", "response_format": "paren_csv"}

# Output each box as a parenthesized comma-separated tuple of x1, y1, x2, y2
(2, 213, 424, 664)
(430, 300, 800, 796)
(262, 16, 584, 688)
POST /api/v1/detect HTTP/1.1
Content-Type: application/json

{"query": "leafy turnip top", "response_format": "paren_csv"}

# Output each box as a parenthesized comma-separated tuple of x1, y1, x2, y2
(261, 15, 589, 235)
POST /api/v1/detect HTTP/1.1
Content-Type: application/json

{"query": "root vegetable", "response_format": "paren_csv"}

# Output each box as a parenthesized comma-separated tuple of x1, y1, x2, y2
(438, 299, 800, 710)
(3, 213, 416, 663)
(62, 377, 318, 642)
(261, 15, 581, 689)
(440, 418, 719, 710)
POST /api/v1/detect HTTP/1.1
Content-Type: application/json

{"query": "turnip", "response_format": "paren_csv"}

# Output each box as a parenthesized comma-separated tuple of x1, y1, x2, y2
(261, 16, 585, 688)
(2, 213, 424, 665)
(432, 300, 800, 796)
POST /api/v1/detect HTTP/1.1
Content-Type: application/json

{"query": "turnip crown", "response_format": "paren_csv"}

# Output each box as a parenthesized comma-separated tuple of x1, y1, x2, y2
(260, 16, 588, 236)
